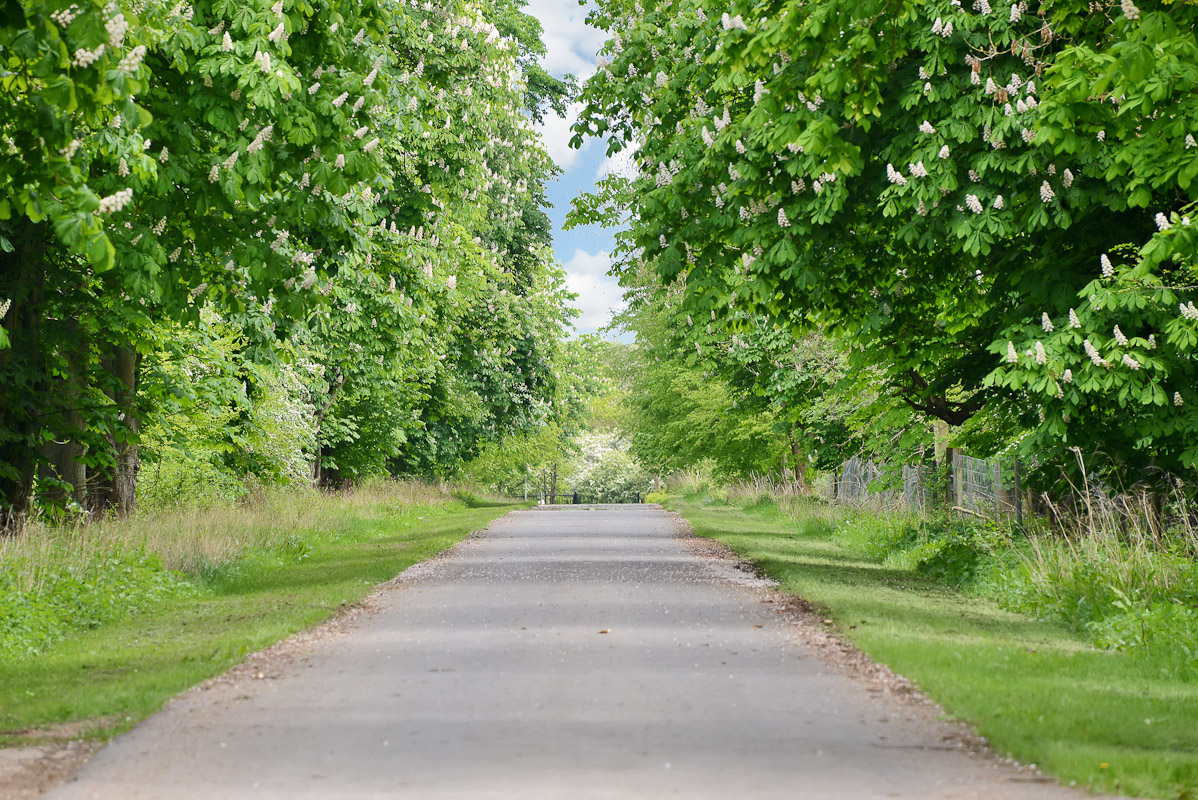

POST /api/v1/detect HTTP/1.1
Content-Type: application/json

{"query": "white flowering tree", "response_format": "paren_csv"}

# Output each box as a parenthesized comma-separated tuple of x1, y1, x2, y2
(0, 0, 152, 522)
(571, 0, 1198, 490)
(302, 2, 576, 483)
(0, 0, 577, 525)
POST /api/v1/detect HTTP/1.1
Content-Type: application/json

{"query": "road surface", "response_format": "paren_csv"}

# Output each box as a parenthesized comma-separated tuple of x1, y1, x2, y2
(48, 505, 1091, 799)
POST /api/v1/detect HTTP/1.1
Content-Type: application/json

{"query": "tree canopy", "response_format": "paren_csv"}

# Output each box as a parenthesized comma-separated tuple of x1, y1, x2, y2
(570, 0, 1198, 490)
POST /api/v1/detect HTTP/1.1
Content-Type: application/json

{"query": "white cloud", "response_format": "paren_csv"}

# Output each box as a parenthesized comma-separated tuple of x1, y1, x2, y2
(524, 0, 605, 80)
(523, 5, 626, 335)
(536, 102, 588, 171)
(528, 4, 606, 171)
(563, 249, 625, 333)
(565, 248, 612, 278)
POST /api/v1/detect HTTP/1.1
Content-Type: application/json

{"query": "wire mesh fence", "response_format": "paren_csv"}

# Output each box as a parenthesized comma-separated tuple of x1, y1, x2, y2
(818, 451, 1023, 520)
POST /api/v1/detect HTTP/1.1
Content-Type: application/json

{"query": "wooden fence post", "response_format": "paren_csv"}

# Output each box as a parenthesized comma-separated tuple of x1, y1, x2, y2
(993, 461, 1002, 517)
(944, 447, 957, 506)
(1013, 459, 1024, 526)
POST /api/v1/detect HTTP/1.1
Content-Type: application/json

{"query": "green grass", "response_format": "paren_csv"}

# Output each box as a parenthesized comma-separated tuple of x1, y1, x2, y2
(666, 497, 1198, 800)
(0, 499, 519, 747)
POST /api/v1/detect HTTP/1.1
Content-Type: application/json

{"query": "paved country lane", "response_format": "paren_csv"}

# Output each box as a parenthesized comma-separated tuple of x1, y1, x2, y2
(47, 505, 1100, 800)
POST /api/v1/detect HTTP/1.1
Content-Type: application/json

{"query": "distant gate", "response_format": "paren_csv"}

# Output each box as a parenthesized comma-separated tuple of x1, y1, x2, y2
(539, 491, 644, 505)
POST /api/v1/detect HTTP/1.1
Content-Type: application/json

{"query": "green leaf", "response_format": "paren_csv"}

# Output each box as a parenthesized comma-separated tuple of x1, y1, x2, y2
(85, 234, 115, 271)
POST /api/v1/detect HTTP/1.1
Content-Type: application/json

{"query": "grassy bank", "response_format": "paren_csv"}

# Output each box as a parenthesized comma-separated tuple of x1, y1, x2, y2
(0, 482, 522, 747)
(665, 495, 1198, 800)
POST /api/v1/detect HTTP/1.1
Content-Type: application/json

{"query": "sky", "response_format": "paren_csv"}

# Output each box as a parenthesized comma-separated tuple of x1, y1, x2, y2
(524, 1, 625, 337)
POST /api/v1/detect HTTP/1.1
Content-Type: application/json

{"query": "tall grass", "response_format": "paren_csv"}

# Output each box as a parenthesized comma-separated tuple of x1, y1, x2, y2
(2, 478, 454, 584)
(670, 469, 1198, 672)
(992, 490, 1198, 666)
(0, 479, 461, 658)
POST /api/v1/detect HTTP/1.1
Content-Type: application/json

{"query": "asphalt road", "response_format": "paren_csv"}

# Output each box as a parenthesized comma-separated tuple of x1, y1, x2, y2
(48, 506, 1091, 799)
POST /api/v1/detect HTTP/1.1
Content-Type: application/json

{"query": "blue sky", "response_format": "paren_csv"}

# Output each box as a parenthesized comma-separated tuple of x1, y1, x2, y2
(525, 1, 628, 336)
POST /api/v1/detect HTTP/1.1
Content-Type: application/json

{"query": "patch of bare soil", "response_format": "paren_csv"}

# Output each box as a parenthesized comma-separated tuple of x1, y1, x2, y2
(666, 510, 1049, 778)
(0, 720, 119, 800)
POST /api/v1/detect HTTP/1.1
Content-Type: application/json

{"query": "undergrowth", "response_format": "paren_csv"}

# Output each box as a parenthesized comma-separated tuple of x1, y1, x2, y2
(0, 478, 471, 659)
(831, 509, 1198, 676)
(671, 470, 1198, 676)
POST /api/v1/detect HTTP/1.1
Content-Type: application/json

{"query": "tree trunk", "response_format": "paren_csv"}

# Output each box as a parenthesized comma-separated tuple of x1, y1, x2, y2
(111, 347, 140, 517)
(790, 433, 808, 493)
(312, 447, 324, 487)
(38, 319, 89, 510)
(550, 463, 558, 503)
(90, 346, 141, 517)
(0, 224, 48, 532)
(311, 374, 346, 488)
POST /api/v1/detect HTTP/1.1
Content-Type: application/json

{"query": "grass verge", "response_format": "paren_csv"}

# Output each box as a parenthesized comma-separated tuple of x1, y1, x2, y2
(0, 485, 522, 748)
(665, 495, 1198, 800)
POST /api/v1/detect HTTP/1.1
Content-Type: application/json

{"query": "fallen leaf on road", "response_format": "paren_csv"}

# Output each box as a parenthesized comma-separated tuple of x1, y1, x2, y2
(599, 629, 611, 634)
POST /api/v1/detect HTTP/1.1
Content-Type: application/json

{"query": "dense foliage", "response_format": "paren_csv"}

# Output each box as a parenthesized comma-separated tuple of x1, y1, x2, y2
(0, 0, 582, 526)
(570, 0, 1198, 492)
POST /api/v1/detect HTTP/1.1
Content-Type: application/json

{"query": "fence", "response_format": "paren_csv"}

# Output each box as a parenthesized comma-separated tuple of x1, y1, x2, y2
(819, 450, 1023, 521)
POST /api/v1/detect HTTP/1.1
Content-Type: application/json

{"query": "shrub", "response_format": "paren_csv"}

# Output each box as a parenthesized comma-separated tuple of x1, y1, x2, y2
(569, 432, 652, 503)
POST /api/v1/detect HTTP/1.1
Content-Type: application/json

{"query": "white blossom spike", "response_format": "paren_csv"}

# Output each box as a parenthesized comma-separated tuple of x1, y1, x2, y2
(1084, 339, 1109, 368)
(97, 188, 133, 214)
